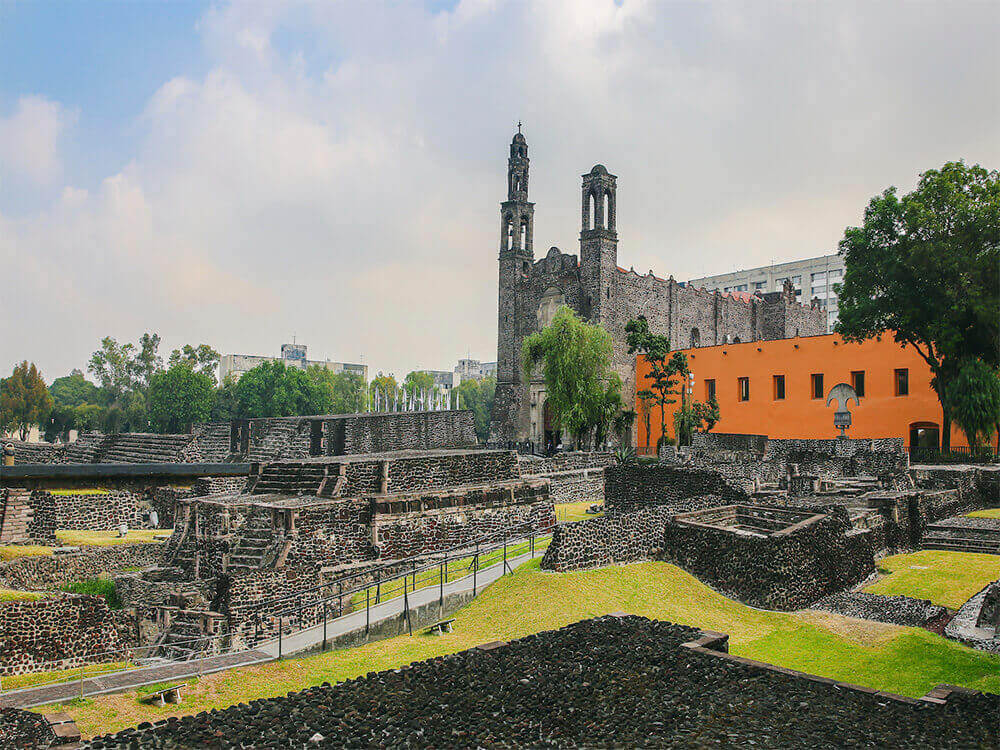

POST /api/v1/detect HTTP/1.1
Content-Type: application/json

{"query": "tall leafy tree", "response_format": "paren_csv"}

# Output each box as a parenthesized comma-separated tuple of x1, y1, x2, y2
(946, 359, 1000, 451)
(88, 337, 140, 401)
(1, 361, 53, 440)
(369, 374, 399, 410)
(234, 361, 329, 418)
(522, 305, 621, 448)
(47, 370, 101, 441)
(625, 316, 686, 448)
(330, 371, 367, 414)
(836, 162, 1000, 449)
(403, 371, 436, 403)
(211, 375, 240, 421)
(169, 344, 221, 384)
(454, 375, 497, 442)
(148, 363, 216, 433)
(135, 333, 163, 389)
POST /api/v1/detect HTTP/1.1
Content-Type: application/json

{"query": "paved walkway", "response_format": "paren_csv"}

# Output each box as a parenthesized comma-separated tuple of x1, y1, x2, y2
(0, 549, 540, 709)
(258, 549, 536, 658)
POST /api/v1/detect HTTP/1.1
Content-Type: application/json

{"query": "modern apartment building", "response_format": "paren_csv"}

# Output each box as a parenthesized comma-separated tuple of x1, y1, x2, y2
(219, 343, 368, 383)
(686, 254, 845, 331)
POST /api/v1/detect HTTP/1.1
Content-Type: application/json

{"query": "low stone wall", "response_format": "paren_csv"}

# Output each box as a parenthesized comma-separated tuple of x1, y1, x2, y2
(691, 432, 768, 453)
(517, 452, 615, 476)
(0, 593, 126, 676)
(545, 470, 605, 505)
(0, 544, 164, 591)
(604, 463, 747, 514)
(0, 707, 56, 748)
(811, 591, 946, 627)
(46, 490, 151, 530)
(661, 506, 875, 610)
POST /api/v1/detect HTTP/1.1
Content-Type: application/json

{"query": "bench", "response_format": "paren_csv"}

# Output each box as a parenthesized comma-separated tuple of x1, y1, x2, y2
(426, 618, 455, 636)
(140, 684, 184, 706)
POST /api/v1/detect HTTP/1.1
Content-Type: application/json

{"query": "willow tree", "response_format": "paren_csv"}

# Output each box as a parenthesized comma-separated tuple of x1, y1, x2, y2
(522, 305, 620, 448)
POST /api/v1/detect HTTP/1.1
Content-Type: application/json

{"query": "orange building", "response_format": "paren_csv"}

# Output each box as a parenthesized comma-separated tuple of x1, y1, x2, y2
(636, 333, 991, 451)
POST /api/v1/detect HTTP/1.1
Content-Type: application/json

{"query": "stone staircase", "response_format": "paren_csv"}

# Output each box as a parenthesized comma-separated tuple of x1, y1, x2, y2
(60, 432, 113, 463)
(922, 523, 1000, 555)
(188, 422, 233, 463)
(101, 433, 196, 464)
(159, 609, 207, 661)
(228, 515, 280, 571)
(251, 462, 327, 496)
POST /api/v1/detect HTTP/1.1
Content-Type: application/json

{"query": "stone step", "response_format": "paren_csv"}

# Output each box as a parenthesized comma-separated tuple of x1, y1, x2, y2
(922, 539, 1000, 554)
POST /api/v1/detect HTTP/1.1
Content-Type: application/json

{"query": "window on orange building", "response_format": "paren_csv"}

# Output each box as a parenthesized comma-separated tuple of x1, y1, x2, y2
(895, 368, 909, 396)
(811, 373, 824, 399)
(851, 371, 865, 397)
(773, 375, 785, 400)
(738, 377, 750, 402)
(705, 379, 716, 402)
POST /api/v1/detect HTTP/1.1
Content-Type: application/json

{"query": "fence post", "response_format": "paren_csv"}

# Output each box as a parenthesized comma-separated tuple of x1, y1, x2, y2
(322, 601, 328, 652)
(503, 532, 509, 575)
(439, 555, 445, 611)
(473, 545, 478, 597)
(79, 664, 85, 701)
(365, 586, 370, 636)
(278, 616, 283, 660)
(338, 581, 343, 619)
(403, 575, 413, 636)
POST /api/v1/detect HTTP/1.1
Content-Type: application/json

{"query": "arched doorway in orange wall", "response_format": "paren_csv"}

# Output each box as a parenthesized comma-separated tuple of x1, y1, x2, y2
(908, 422, 940, 450)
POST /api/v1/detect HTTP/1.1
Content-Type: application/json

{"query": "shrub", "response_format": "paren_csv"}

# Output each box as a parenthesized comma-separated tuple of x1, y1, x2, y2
(62, 577, 121, 609)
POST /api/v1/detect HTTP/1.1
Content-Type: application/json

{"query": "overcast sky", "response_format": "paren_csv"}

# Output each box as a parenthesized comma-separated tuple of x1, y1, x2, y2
(1, 0, 998, 383)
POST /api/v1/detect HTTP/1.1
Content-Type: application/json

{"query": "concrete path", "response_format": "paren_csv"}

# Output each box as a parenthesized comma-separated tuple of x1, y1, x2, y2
(258, 549, 537, 658)
(0, 650, 273, 710)
(0, 548, 541, 709)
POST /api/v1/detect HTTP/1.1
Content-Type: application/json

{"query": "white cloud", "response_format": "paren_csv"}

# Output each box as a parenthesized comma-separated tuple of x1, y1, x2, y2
(1, 0, 998, 383)
(0, 96, 72, 186)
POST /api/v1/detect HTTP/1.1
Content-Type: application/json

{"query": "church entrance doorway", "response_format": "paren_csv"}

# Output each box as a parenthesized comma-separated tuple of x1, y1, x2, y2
(543, 400, 561, 454)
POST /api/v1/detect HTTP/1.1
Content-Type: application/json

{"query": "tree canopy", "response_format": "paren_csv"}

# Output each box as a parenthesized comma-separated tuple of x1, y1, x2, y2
(453, 375, 496, 442)
(522, 305, 621, 448)
(169, 344, 221, 384)
(148, 363, 216, 433)
(1, 361, 53, 441)
(946, 359, 1000, 451)
(233, 361, 330, 418)
(836, 161, 999, 448)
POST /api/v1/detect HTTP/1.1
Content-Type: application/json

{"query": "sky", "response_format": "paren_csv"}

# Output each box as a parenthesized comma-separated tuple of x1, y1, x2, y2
(1, 0, 998, 383)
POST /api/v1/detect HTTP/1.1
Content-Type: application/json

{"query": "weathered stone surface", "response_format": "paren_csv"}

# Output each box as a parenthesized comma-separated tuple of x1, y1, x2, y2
(811, 591, 946, 627)
(83, 616, 999, 749)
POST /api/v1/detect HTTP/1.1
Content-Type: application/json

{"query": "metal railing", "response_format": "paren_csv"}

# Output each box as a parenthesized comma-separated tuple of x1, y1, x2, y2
(261, 523, 549, 659)
(906, 446, 999, 464)
(1, 523, 553, 701)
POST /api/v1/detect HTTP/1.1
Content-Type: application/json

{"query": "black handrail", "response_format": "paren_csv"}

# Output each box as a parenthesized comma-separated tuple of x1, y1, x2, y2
(253, 520, 545, 613)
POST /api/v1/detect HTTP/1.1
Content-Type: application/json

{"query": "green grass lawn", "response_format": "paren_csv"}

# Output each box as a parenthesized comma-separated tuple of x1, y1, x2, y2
(0, 587, 46, 602)
(967, 508, 1000, 519)
(33, 557, 1000, 740)
(554, 501, 602, 523)
(864, 550, 1000, 608)
(0, 529, 170, 560)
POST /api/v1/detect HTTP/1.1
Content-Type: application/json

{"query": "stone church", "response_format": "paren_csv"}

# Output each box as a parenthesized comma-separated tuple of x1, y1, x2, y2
(489, 130, 826, 447)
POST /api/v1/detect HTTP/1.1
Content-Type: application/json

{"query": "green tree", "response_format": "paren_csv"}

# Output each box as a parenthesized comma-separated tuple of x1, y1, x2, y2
(637, 389, 654, 450)
(403, 371, 436, 403)
(135, 333, 163, 389)
(169, 344, 221, 384)
(693, 396, 721, 432)
(46, 370, 102, 441)
(330, 371, 367, 414)
(369, 374, 399, 410)
(625, 316, 686, 448)
(233, 361, 328, 418)
(522, 305, 621, 448)
(74, 403, 103, 432)
(836, 161, 1000, 449)
(211, 375, 240, 421)
(454, 375, 497, 442)
(1, 361, 53, 440)
(148, 363, 216, 433)
(88, 337, 139, 402)
(946, 360, 1000, 452)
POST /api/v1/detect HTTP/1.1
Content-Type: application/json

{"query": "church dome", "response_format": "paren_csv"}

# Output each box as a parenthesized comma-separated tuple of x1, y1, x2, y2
(590, 164, 608, 175)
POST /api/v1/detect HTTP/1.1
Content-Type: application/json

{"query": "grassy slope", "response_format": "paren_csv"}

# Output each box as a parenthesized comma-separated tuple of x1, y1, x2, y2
(967, 508, 1000, 519)
(34, 558, 1000, 740)
(554, 501, 602, 523)
(864, 550, 1000, 608)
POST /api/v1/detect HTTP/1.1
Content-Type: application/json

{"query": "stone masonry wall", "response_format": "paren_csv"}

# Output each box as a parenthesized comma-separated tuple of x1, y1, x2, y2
(661, 506, 876, 610)
(0, 593, 126, 676)
(604, 463, 747, 514)
(0, 543, 164, 591)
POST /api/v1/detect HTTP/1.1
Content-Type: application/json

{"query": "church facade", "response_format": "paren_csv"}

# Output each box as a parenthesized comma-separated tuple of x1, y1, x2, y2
(488, 131, 826, 447)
